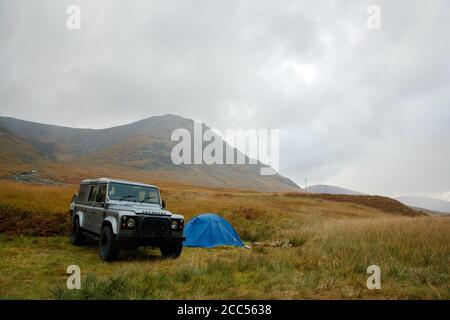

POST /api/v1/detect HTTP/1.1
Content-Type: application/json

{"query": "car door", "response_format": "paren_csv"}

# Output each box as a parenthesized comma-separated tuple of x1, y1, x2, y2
(86, 185, 100, 233)
(75, 184, 90, 229)
(92, 184, 107, 234)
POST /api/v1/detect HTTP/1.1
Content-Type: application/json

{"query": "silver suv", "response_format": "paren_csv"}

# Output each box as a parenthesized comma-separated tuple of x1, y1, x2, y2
(70, 178, 185, 261)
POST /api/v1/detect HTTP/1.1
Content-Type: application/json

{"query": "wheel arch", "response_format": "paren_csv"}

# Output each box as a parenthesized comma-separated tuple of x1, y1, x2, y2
(73, 211, 85, 228)
(102, 216, 118, 235)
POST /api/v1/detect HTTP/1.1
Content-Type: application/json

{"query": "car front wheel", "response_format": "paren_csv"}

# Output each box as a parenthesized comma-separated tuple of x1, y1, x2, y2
(99, 225, 120, 262)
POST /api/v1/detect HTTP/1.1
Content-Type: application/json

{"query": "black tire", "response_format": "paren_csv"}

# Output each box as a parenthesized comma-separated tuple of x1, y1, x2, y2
(99, 225, 120, 262)
(70, 216, 85, 246)
(160, 241, 183, 259)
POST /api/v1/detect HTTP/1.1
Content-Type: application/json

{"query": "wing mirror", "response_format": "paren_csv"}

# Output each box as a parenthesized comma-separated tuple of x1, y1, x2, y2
(161, 200, 166, 209)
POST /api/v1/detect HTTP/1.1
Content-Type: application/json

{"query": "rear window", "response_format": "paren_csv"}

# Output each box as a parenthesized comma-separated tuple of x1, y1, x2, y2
(78, 184, 90, 202)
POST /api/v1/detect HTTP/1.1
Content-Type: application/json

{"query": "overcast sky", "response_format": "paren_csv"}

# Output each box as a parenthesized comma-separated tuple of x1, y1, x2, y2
(1, 0, 449, 199)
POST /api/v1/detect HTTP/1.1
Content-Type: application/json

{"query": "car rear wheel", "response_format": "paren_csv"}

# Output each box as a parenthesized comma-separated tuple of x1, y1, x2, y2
(70, 216, 85, 246)
(160, 241, 183, 259)
(99, 225, 120, 262)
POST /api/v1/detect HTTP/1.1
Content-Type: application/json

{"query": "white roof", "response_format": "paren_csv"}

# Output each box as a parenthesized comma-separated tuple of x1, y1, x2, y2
(80, 177, 158, 188)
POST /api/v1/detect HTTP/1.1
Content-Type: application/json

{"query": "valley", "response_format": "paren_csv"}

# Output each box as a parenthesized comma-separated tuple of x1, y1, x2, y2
(0, 179, 449, 299)
(1, 115, 449, 299)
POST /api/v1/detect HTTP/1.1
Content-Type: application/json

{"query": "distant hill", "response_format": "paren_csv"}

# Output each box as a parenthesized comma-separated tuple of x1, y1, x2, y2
(284, 192, 419, 216)
(306, 184, 364, 195)
(395, 196, 450, 215)
(0, 115, 301, 192)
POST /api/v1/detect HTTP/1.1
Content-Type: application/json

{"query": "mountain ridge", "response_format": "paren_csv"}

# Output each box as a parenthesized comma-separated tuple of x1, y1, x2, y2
(395, 195, 450, 215)
(0, 114, 301, 192)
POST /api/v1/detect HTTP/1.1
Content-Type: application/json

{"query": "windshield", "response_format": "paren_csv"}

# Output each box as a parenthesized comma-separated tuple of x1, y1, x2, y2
(107, 182, 160, 205)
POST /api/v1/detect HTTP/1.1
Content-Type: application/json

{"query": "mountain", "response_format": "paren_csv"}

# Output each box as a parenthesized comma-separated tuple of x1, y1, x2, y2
(0, 115, 301, 192)
(395, 196, 450, 215)
(306, 184, 364, 195)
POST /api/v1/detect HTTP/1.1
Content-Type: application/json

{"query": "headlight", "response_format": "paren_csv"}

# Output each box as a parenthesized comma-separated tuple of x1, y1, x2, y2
(127, 218, 136, 228)
(171, 220, 178, 230)
(122, 216, 136, 229)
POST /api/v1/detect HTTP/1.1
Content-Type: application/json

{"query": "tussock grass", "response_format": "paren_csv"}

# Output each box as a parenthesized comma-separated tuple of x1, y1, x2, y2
(0, 181, 449, 299)
(1, 217, 449, 299)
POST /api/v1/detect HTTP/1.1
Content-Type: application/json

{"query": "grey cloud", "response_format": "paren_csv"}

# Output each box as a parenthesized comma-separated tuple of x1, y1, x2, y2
(1, 0, 449, 197)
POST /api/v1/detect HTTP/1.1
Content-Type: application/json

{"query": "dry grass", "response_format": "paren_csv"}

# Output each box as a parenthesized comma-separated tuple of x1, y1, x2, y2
(0, 179, 401, 241)
(0, 180, 76, 213)
(0, 180, 449, 299)
(1, 217, 449, 299)
(285, 193, 419, 216)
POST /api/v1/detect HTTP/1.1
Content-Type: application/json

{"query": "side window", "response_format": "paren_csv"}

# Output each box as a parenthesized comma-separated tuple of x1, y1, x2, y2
(88, 185, 99, 202)
(78, 184, 89, 202)
(95, 185, 106, 203)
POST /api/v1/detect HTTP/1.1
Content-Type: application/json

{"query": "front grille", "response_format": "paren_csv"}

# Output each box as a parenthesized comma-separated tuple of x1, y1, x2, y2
(140, 217, 170, 237)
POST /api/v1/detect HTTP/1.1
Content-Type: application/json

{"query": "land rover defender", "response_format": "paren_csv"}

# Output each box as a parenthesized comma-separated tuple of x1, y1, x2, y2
(70, 178, 185, 261)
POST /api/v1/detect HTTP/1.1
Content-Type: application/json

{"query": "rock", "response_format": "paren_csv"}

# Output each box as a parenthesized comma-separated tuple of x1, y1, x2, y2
(271, 241, 282, 247)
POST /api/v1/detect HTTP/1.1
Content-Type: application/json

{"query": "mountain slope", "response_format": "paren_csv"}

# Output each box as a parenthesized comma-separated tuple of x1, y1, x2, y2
(395, 196, 450, 215)
(0, 115, 300, 192)
(306, 184, 364, 195)
(0, 126, 49, 175)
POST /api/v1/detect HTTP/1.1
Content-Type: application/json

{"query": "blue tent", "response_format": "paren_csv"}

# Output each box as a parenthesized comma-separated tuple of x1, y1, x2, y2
(183, 214, 244, 248)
